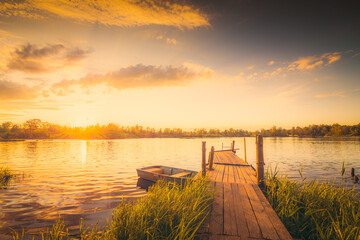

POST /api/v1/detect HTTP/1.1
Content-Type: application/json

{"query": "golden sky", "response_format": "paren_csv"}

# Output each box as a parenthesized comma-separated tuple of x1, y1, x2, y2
(0, 0, 359, 129)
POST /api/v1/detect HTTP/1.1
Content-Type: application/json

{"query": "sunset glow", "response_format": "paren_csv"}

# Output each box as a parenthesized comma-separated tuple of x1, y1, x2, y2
(0, 0, 359, 129)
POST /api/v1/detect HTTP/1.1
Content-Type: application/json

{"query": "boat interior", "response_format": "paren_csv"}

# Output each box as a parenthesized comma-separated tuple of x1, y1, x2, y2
(145, 166, 194, 178)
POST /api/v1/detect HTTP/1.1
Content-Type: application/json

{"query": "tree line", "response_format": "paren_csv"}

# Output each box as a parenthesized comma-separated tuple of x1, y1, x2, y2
(0, 119, 359, 140)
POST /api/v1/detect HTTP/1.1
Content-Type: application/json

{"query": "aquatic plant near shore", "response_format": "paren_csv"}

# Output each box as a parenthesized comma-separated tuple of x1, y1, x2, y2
(0, 166, 13, 187)
(264, 169, 360, 240)
(92, 177, 214, 240)
(12, 177, 214, 240)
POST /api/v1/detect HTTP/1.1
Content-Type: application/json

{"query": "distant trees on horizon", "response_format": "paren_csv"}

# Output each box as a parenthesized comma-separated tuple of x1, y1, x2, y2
(0, 119, 359, 140)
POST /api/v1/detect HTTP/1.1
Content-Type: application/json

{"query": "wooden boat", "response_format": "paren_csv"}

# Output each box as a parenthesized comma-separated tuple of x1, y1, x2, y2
(136, 165, 197, 184)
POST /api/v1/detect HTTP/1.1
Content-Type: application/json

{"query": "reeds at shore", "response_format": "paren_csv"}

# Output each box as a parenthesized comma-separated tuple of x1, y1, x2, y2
(0, 166, 13, 187)
(264, 169, 360, 240)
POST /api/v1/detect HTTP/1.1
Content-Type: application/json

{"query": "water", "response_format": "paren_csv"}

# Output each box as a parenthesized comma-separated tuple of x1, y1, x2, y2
(0, 137, 359, 238)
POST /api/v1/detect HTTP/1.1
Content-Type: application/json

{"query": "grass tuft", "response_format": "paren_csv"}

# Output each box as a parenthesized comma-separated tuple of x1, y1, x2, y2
(264, 169, 360, 240)
(0, 166, 14, 187)
(100, 177, 214, 240)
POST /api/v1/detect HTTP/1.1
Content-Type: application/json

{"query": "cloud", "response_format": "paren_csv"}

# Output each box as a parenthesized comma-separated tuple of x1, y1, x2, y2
(14, 43, 64, 59)
(6, 43, 91, 73)
(0, 79, 40, 100)
(0, 113, 22, 118)
(247, 65, 255, 70)
(315, 91, 347, 98)
(353, 52, 360, 58)
(259, 51, 344, 80)
(288, 52, 341, 71)
(65, 47, 92, 62)
(268, 61, 275, 66)
(0, 99, 68, 111)
(0, 29, 22, 41)
(0, 0, 210, 29)
(166, 38, 177, 45)
(246, 72, 257, 81)
(52, 63, 214, 93)
(154, 35, 177, 45)
(277, 83, 307, 98)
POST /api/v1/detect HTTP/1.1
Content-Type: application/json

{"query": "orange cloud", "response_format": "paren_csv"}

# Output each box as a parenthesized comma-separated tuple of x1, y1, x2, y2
(0, 79, 40, 100)
(268, 60, 275, 66)
(260, 51, 344, 80)
(6, 43, 91, 74)
(327, 55, 341, 64)
(288, 52, 341, 71)
(0, 113, 22, 118)
(315, 91, 347, 98)
(0, 0, 210, 29)
(166, 38, 177, 45)
(247, 65, 255, 70)
(0, 29, 22, 40)
(51, 63, 214, 93)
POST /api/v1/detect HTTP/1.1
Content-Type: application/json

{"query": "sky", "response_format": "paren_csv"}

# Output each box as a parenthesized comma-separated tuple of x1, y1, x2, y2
(0, 0, 359, 130)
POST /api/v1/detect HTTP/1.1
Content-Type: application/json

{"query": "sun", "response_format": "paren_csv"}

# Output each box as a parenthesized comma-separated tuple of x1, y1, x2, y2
(72, 117, 92, 127)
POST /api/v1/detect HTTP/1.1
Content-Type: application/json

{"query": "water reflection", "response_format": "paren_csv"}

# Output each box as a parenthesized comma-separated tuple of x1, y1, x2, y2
(0, 137, 359, 239)
(81, 141, 87, 163)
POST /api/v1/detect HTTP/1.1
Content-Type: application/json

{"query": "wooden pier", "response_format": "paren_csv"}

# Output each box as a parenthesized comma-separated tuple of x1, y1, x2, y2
(198, 138, 293, 240)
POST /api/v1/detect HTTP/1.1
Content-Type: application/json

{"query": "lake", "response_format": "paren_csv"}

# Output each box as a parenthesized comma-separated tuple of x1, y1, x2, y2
(0, 137, 359, 238)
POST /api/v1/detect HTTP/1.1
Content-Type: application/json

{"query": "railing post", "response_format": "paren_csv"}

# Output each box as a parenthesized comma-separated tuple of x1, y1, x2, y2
(231, 140, 235, 153)
(202, 141, 206, 177)
(256, 135, 264, 187)
(243, 137, 247, 163)
(208, 146, 214, 170)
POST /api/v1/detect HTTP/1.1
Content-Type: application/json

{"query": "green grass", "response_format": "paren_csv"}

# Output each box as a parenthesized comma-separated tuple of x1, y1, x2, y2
(264, 169, 360, 240)
(12, 177, 214, 240)
(0, 166, 14, 187)
(107, 177, 213, 240)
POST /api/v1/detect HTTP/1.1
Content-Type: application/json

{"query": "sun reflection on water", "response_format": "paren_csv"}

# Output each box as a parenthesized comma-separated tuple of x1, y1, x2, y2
(81, 141, 87, 163)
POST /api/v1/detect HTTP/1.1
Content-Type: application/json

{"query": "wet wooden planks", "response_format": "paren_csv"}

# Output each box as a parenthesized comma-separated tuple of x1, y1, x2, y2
(198, 151, 292, 240)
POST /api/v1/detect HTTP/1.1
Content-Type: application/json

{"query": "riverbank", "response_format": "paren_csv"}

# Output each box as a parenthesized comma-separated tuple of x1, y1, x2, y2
(1, 119, 359, 140)
(264, 171, 360, 239)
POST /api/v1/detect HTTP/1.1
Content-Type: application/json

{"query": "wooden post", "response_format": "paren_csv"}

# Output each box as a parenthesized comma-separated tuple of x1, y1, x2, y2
(202, 141, 206, 177)
(231, 140, 235, 152)
(256, 135, 264, 187)
(208, 146, 215, 170)
(243, 138, 247, 163)
(351, 168, 355, 177)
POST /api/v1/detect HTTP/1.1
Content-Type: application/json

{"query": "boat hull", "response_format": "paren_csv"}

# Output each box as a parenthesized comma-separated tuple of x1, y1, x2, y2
(136, 165, 197, 184)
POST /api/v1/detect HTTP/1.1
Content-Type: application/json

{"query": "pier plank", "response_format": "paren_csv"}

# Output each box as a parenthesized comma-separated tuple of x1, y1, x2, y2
(199, 150, 292, 240)
(209, 182, 224, 235)
(252, 184, 293, 240)
(224, 183, 237, 236)
(237, 183, 262, 239)
(234, 166, 246, 184)
(243, 183, 280, 240)
(231, 182, 249, 239)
